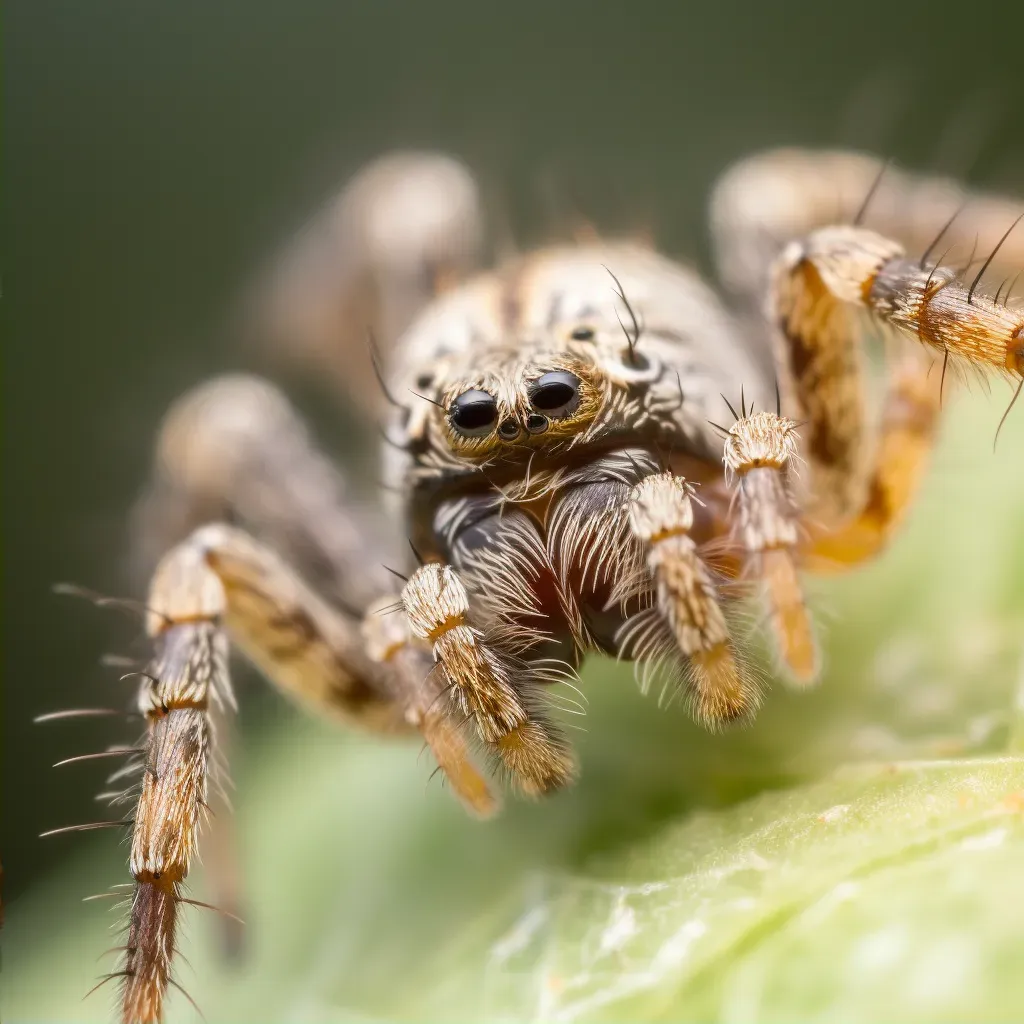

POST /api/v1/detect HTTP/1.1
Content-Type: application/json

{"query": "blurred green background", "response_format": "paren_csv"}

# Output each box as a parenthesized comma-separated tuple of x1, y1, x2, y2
(5, 1, 1024, 1021)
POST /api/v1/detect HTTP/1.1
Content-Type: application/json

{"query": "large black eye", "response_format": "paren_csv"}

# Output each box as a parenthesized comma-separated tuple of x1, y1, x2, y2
(529, 370, 581, 418)
(448, 389, 498, 437)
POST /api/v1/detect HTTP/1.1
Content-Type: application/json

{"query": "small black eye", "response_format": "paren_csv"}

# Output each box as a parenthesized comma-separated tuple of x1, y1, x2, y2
(529, 370, 581, 418)
(570, 325, 595, 341)
(449, 389, 498, 437)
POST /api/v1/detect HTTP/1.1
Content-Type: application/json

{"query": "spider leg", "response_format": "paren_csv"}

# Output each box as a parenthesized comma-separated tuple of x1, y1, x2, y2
(360, 592, 499, 817)
(115, 523, 491, 1024)
(133, 373, 394, 611)
(176, 526, 492, 808)
(541, 451, 757, 726)
(250, 151, 486, 413)
(710, 147, 1024, 308)
(120, 373, 411, 987)
(770, 224, 1022, 570)
(400, 562, 576, 797)
(720, 412, 819, 686)
(624, 471, 760, 724)
(801, 345, 942, 572)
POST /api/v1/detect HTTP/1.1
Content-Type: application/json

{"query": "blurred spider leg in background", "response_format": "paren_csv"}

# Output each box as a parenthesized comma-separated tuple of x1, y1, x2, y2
(132, 373, 395, 610)
(709, 148, 1024, 311)
(250, 152, 487, 413)
(123, 372, 408, 972)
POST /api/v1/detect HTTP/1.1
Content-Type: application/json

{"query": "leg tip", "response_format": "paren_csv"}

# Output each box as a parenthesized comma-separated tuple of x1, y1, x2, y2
(495, 722, 577, 797)
(689, 644, 763, 730)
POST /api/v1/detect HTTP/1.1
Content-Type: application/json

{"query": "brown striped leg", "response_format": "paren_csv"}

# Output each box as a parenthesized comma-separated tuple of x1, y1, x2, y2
(124, 374, 401, 991)
(119, 524, 487, 1024)
(360, 593, 498, 817)
(400, 563, 576, 796)
(771, 223, 1022, 569)
(723, 411, 820, 686)
(776, 224, 1023, 390)
(625, 472, 760, 726)
(190, 527, 493, 813)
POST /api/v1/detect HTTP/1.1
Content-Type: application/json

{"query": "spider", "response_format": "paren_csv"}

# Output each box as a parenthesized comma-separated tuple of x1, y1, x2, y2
(42, 149, 1023, 1023)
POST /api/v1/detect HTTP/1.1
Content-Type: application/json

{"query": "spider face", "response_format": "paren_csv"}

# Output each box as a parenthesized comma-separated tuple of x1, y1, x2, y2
(439, 352, 607, 459)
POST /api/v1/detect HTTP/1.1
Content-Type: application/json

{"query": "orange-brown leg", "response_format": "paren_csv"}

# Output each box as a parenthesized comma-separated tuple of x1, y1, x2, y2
(770, 223, 1022, 573)
(803, 346, 942, 573)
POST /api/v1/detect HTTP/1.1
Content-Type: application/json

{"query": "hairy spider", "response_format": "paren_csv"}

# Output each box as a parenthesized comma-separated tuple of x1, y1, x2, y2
(41, 149, 1023, 1022)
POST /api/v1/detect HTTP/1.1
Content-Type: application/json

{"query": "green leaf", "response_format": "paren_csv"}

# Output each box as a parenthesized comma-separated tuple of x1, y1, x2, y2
(7, 394, 1024, 1023)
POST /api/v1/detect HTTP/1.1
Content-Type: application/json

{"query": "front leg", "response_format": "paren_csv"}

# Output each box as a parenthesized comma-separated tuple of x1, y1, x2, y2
(118, 524, 490, 1024)
(545, 450, 758, 727)
(400, 562, 576, 797)
(623, 472, 760, 725)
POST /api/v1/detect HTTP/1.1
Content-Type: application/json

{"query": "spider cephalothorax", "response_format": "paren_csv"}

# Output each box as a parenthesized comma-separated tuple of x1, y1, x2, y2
(43, 148, 1024, 1023)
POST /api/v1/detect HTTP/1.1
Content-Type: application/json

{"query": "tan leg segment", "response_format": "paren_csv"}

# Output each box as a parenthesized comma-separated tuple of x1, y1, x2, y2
(120, 525, 481, 1023)
(780, 225, 1024, 382)
(401, 563, 576, 796)
(724, 412, 819, 686)
(770, 232, 879, 522)
(361, 594, 497, 818)
(626, 473, 760, 726)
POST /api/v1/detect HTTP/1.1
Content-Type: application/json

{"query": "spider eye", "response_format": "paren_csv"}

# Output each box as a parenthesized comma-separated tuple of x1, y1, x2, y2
(448, 389, 498, 437)
(529, 370, 581, 418)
